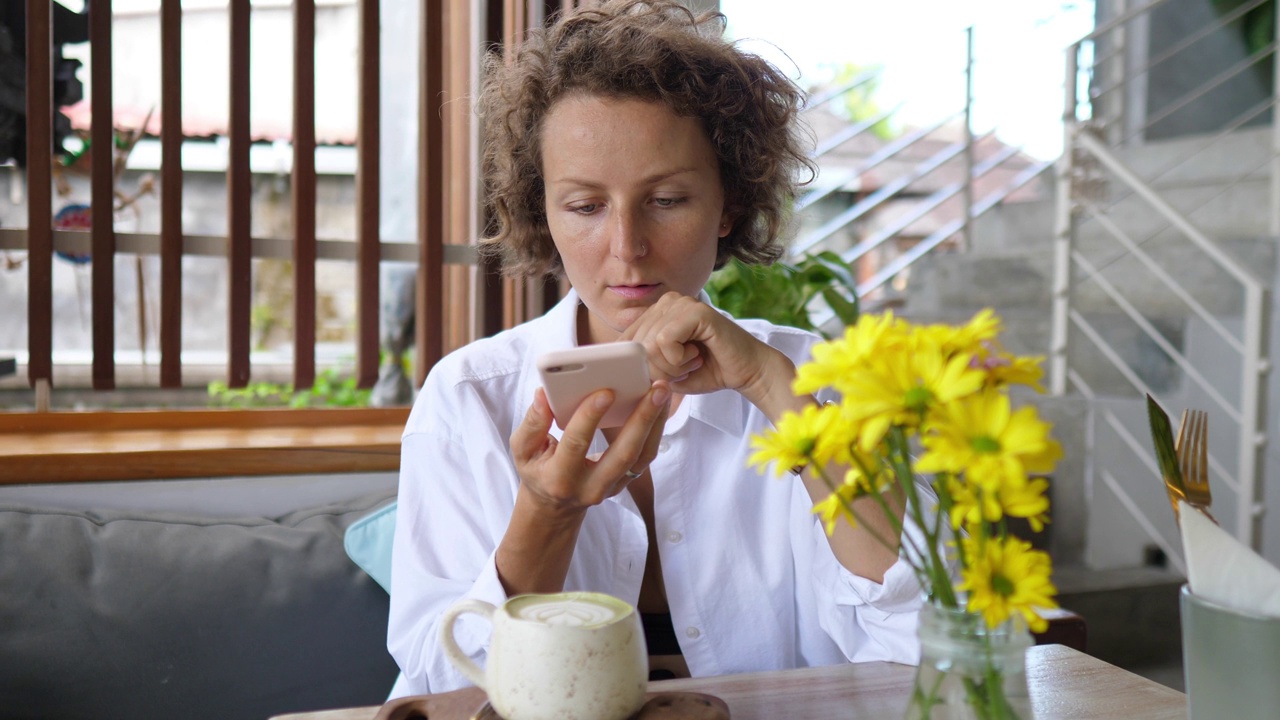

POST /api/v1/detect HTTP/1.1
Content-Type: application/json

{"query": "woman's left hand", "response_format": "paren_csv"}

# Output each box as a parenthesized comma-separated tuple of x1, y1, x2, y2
(619, 291, 788, 406)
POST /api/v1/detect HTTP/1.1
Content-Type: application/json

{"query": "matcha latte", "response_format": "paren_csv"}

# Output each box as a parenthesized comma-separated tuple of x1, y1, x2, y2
(507, 592, 633, 627)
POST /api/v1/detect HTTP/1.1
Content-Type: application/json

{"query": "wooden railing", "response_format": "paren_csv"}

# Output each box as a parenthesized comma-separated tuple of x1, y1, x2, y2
(12, 0, 592, 401)
(5, 0, 587, 479)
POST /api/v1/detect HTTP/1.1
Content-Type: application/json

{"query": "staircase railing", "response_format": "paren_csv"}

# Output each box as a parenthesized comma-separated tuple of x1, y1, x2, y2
(1051, 0, 1276, 558)
(794, 28, 1054, 317)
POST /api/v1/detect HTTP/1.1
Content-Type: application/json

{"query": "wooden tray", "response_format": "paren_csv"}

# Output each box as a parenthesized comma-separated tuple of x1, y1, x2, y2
(372, 689, 728, 720)
(473, 693, 729, 720)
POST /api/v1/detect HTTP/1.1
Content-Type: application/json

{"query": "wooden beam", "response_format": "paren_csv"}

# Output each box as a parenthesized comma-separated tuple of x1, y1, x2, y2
(0, 408, 408, 484)
(417, 0, 446, 386)
(227, 0, 252, 388)
(479, 0, 504, 338)
(0, 407, 408, 432)
(293, 0, 318, 390)
(356, 0, 381, 389)
(160, 0, 183, 388)
(90, 0, 116, 390)
(501, 0, 523, 330)
(445, 0, 472, 351)
(25, 0, 53, 388)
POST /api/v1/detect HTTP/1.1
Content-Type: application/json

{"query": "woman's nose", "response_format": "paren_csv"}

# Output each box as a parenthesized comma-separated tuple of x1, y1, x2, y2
(609, 209, 648, 261)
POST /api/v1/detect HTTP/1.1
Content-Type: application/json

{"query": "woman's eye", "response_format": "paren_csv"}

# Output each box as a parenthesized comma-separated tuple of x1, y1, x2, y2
(654, 197, 685, 208)
(570, 203, 599, 214)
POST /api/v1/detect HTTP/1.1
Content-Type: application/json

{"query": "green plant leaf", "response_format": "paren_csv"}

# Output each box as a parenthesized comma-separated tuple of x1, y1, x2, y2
(821, 287, 860, 327)
(707, 253, 861, 334)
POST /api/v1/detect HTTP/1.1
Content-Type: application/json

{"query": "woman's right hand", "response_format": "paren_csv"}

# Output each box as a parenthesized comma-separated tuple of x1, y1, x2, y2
(497, 381, 671, 595)
(509, 381, 672, 518)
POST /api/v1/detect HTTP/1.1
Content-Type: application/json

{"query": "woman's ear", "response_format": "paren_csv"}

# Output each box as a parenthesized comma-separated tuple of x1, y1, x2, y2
(718, 213, 733, 238)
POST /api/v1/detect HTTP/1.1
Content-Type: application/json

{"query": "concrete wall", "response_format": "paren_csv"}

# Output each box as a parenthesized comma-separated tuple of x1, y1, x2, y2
(1093, 0, 1273, 143)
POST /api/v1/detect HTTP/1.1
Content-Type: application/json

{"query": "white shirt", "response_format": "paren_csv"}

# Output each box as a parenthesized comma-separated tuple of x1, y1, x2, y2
(387, 289, 923, 697)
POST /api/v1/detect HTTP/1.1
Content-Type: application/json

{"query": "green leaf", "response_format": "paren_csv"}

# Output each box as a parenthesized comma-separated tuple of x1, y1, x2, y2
(822, 287, 860, 327)
(707, 253, 861, 332)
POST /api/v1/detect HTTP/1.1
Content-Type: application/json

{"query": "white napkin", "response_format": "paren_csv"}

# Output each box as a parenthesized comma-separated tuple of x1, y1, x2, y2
(1180, 500, 1280, 617)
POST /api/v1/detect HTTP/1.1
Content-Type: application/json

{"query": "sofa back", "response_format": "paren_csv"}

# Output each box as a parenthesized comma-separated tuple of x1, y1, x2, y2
(0, 488, 399, 720)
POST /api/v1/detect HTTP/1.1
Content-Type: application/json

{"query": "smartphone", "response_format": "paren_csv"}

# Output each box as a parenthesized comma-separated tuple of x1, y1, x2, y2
(536, 341, 651, 430)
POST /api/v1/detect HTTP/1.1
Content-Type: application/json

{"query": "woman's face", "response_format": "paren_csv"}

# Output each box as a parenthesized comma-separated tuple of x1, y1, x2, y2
(541, 94, 730, 345)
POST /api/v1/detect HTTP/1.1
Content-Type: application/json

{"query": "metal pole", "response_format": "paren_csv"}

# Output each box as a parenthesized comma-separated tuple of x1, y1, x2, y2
(1109, 0, 1128, 146)
(962, 26, 975, 251)
(1252, 0, 1280, 551)
(1271, 2, 1280, 237)
(1050, 43, 1079, 396)
(1239, 285, 1271, 550)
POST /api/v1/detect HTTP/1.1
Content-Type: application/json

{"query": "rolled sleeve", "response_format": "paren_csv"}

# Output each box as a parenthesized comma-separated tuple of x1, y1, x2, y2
(800, 473, 926, 665)
(388, 550, 509, 696)
(387, 424, 517, 696)
(833, 552, 924, 613)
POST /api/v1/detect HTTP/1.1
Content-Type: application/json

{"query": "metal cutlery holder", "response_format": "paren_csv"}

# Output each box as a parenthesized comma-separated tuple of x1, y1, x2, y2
(1180, 585, 1280, 719)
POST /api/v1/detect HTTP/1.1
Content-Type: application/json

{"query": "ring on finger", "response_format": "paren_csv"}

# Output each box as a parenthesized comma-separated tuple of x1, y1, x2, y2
(624, 467, 646, 480)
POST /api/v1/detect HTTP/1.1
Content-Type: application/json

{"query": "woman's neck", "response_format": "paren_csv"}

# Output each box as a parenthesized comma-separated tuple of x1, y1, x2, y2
(575, 303, 618, 346)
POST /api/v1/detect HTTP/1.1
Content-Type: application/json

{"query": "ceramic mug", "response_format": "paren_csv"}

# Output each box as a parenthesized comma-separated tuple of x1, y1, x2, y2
(440, 591, 648, 720)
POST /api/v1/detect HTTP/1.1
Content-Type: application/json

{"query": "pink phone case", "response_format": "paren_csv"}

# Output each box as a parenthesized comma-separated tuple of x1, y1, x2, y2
(537, 342, 651, 429)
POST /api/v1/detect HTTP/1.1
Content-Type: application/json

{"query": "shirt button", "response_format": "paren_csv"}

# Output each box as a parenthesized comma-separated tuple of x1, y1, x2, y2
(685, 626, 701, 639)
(666, 531, 683, 544)
(658, 440, 670, 454)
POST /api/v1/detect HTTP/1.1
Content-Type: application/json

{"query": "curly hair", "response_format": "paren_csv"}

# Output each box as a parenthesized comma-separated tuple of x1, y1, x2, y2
(476, 0, 815, 278)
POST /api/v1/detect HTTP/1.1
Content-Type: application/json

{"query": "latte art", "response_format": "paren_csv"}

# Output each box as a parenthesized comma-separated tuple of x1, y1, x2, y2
(510, 595, 629, 628)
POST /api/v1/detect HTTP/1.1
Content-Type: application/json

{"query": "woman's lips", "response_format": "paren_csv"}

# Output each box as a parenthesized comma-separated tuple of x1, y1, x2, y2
(609, 284, 659, 300)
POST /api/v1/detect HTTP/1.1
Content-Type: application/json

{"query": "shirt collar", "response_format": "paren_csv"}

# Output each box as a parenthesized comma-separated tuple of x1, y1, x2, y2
(530, 286, 584, 356)
(683, 377, 746, 438)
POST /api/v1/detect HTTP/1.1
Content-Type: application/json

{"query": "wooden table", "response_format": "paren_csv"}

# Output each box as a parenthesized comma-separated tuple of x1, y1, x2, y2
(272, 645, 1185, 720)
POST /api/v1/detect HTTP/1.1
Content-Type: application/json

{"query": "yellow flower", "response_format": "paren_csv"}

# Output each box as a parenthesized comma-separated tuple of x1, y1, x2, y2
(959, 536, 1058, 632)
(944, 475, 1002, 528)
(944, 474, 1051, 532)
(838, 340, 986, 450)
(812, 491, 854, 536)
(917, 389, 1061, 487)
(1001, 476, 1051, 532)
(974, 350, 1047, 392)
(748, 402, 854, 478)
(750, 308, 1060, 633)
(793, 312, 905, 396)
(811, 462, 886, 535)
(920, 308, 1002, 357)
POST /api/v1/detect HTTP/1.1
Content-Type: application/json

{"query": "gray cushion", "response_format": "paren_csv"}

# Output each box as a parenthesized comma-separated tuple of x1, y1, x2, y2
(0, 490, 399, 720)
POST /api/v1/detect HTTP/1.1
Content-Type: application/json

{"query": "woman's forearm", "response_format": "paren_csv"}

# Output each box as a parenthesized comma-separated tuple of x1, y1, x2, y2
(494, 488, 587, 595)
(742, 347, 906, 584)
(801, 471, 905, 583)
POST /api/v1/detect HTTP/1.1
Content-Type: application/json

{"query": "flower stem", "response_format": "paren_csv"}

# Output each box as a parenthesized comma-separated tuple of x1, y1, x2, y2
(889, 427, 957, 609)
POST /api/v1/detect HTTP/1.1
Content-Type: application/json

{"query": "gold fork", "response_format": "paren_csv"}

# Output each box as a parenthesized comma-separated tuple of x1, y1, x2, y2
(1175, 409, 1218, 524)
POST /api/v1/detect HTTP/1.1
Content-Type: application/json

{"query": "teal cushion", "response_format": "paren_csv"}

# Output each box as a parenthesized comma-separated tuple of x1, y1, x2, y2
(344, 500, 397, 593)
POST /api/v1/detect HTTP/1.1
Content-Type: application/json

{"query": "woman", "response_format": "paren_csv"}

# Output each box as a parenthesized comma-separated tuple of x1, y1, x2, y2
(387, 0, 923, 697)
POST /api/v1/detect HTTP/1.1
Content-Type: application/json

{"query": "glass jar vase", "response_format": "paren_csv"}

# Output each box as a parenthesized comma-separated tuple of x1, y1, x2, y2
(905, 601, 1034, 720)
